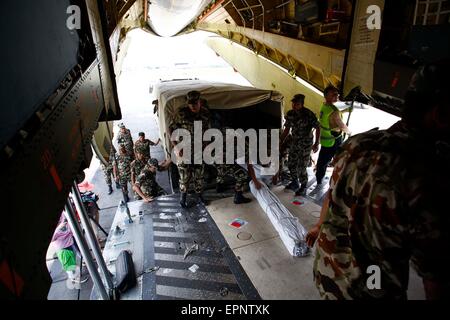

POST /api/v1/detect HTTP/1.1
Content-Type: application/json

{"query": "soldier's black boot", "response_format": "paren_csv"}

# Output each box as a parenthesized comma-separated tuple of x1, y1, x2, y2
(197, 193, 209, 206)
(216, 183, 226, 193)
(122, 189, 129, 203)
(295, 186, 307, 196)
(180, 192, 188, 208)
(285, 179, 299, 192)
(234, 191, 252, 204)
(108, 185, 113, 195)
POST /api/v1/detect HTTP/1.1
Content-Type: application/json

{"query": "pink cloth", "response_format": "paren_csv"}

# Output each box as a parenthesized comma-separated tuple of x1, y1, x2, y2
(51, 213, 74, 250)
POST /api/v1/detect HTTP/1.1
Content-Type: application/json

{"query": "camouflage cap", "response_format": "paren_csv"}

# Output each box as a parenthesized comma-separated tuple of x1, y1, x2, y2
(138, 132, 145, 137)
(186, 90, 201, 104)
(147, 158, 159, 167)
(118, 123, 126, 129)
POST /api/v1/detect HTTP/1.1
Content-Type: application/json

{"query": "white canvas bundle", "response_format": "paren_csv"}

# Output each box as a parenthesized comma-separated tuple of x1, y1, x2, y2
(250, 181, 309, 257)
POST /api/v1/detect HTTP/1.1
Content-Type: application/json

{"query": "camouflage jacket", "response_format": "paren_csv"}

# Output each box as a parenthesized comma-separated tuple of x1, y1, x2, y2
(170, 106, 211, 136)
(170, 106, 211, 162)
(284, 107, 319, 146)
(130, 159, 146, 182)
(314, 121, 450, 300)
(115, 153, 132, 179)
(135, 167, 159, 196)
(134, 139, 155, 158)
(117, 129, 134, 155)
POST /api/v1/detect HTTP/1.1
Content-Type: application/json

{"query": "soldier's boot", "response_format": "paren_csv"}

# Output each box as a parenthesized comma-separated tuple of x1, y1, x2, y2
(122, 190, 129, 203)
(216, 183, 226, 193)
(285, 179, 299, 191)
(197, 193, 209, 206)
(107, 185, 113, 195)
(295, 185, 307, 196)
(234, 191, 252, 204)
(180, 192, 188, 208)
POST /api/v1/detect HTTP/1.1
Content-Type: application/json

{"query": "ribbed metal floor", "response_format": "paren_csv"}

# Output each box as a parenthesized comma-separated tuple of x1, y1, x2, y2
(93, 194, 260, 300)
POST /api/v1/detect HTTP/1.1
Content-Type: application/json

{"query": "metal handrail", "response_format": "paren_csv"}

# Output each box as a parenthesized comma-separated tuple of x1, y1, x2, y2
(260, 0, 265, 32)
(231, 0, 246, 30)
(64, 200, 110, 300)
(250, 0, 294, 21)
(237, 4, 262, 11)
(222, 0, 233, 8)
(71, 182, 115, 294)
(240, 0, 256, 29)
(223, 0, 265, 32)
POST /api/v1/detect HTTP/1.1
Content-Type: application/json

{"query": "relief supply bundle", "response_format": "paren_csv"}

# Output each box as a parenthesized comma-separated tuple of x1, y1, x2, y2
(250, 181, 309, 257)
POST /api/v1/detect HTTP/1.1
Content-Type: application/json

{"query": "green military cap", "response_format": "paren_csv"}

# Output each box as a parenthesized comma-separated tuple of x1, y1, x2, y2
(147, 158, 159, 167)
(186, 90, 201, 104)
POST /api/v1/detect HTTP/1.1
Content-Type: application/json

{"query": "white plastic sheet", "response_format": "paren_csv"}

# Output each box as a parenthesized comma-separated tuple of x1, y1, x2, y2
(237, 163, 275, 186)
(250, 181, 310, 257)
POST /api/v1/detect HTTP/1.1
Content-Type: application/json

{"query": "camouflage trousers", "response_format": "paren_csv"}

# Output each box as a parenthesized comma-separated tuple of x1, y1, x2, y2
(141, 183, 166, 198)
(216, 164, 248, 192)
(288, 143, 312, 187)
(101, 163, 113, 186)
(177, 163, 204, 194)
(118, 173, 131, 192)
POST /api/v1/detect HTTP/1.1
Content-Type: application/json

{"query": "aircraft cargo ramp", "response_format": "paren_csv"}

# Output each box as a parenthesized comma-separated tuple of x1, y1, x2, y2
(92, 195, 260, 300)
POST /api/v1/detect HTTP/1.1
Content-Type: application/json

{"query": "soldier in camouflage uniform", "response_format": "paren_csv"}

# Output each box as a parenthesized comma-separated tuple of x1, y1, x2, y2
(113, 145, 132, 202)
(133, 158, 166, 202)
(101, 146, 118, 195)
(280, 94, 320, 195)
(134, 132, 160, 160)
(216, 165, 247, 193)
(306, 61, 450, 300)
(117, 123, 134, 160)
(130, 150, 147, 200)
(215, 128, 252, 204)
(169, 91, 211, 208)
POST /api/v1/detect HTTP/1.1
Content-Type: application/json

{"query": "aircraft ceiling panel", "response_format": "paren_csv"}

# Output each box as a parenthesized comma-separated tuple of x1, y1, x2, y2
(147, 0, 211, 37)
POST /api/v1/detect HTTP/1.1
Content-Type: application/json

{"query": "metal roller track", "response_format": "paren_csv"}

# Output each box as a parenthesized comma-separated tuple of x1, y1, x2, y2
(93, 194, 260, 300)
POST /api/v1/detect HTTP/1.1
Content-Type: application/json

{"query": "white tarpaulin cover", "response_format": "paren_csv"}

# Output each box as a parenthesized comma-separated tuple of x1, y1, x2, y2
(250, 181, 310, 257)
(154, 80, 283, 156)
